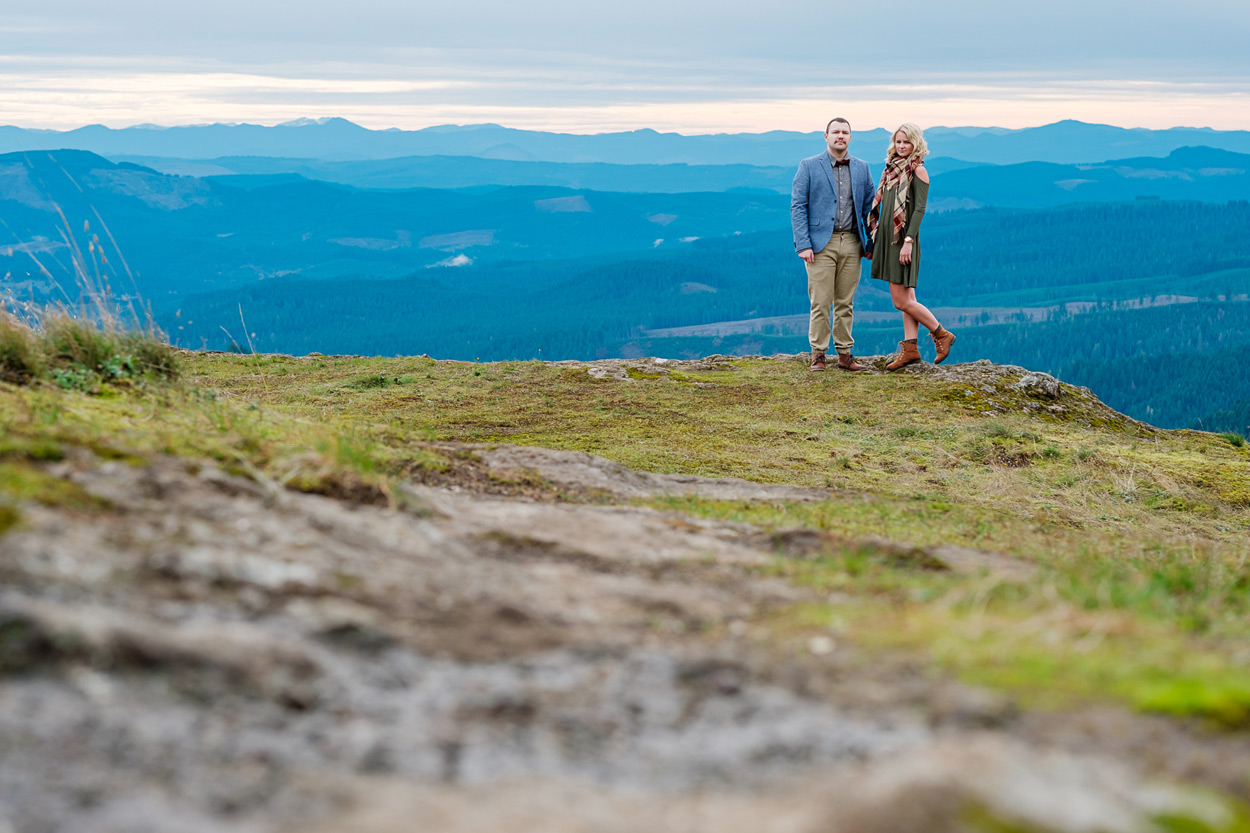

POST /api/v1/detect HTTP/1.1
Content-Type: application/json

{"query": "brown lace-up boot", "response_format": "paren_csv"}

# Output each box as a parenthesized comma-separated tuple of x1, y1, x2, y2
(837, 353, 867, 371)
(885, 340, 921, 371)
(809, 351, 827, 372)
(931, 326, 956, 364)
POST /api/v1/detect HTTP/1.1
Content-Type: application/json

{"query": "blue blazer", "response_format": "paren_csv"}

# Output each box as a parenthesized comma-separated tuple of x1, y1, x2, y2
(790, 153, 875, 255)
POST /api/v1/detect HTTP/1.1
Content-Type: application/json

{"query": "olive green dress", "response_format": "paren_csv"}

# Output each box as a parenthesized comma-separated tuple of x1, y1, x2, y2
(870, 175, 929, 288)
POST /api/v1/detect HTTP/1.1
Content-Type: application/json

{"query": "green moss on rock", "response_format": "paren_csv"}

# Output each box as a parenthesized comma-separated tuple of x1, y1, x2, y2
(0, 462, 107, 511)
(0, 503, 19, 536)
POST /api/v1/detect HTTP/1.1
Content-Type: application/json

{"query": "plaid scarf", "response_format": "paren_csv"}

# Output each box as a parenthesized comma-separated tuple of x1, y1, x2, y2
(867, 154, 926, 245)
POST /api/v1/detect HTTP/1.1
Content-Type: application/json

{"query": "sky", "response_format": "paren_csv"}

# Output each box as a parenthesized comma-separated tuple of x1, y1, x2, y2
(2, 0, 1248, 134)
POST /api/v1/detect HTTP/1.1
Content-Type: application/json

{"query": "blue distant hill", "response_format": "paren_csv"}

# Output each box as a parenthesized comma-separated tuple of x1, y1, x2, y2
(928, 146, 1250, 210)
(0, 149, 789, 299)
(109, 146, 1250, 209)
(2, 146, 1248, 306)
(4, 118, 1250, 166)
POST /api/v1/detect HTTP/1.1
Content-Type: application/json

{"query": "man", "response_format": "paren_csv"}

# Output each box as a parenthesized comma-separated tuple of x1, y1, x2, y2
(791, 118, 875, 371)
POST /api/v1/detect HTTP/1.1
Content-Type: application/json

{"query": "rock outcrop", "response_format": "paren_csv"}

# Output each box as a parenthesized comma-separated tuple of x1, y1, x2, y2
(0, 427, 1244, 831)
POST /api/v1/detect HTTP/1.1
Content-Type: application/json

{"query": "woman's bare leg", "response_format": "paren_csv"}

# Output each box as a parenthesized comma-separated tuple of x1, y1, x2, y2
(890, 283, 940, 336)
(901, 310, 919, 340)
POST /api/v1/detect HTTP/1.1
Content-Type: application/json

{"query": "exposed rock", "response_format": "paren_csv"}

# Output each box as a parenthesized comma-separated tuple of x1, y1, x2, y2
(413, 486, 778, 570)
(0, 449, 1241, 832)
(813, 736, 1236, 833)
(289, 737, 1239, 833)
(585, 355, 741, 381)
(471, 444, 827, 502)
(925, 683, 1018, 729)
(1013, 371, 1064, 399)
(148, 548, 322, 590)
(927, 543, 1039, 581)
(0, 595, 324, 707)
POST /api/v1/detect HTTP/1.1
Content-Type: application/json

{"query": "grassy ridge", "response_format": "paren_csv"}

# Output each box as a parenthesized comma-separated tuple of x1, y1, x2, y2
(2, 347, 1250, 731)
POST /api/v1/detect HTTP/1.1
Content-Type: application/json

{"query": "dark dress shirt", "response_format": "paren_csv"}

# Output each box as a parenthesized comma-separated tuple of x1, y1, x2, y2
(831, 156, 855, 232)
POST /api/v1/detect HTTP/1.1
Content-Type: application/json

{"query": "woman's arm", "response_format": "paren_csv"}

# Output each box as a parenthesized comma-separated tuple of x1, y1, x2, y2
(899, 167, 929, 265)
(903, 167, 929, 240)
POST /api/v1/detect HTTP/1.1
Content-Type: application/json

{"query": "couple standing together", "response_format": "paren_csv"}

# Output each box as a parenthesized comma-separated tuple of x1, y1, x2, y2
(791, 118, 955, 372)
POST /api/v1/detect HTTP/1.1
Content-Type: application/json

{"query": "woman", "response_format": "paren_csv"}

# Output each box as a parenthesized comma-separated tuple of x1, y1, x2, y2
(867, 123, 955, 370)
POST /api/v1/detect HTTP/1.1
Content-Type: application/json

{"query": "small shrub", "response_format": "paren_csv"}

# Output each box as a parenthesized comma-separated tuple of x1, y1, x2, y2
(1042, 446, 1062, 459)
(50, 366, 98, 391)
(101, 354, 137, 380)
(1220, 432, 1246, 448)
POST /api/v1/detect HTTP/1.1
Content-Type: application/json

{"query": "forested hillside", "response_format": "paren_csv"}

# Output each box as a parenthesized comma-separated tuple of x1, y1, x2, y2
(0, 150, 787, 298)
(3, 150, 1248, 307)
(159, 200, 1250, 433)
(921, 200, 1250, 302)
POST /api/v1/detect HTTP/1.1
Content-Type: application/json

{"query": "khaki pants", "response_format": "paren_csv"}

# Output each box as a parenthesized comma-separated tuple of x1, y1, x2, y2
(806, 231, 862, 354)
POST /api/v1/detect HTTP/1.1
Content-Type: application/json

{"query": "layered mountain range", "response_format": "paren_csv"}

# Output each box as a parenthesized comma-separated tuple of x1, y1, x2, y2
(4, 117, 1250, 166)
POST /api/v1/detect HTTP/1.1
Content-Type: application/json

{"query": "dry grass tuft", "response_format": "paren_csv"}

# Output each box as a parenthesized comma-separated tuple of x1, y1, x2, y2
(1, 186, 178, 390)
(0, 313, 45, 383)
(0, 311, 179, 390)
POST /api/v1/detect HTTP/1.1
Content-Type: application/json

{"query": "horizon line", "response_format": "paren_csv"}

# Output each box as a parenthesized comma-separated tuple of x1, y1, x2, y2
(0, 117, 1237, 137)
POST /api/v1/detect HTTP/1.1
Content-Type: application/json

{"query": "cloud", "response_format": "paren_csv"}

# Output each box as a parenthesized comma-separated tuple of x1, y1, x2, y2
(3, 72, 1247, 132)
(427, 254, 473, 268)
(1, 66, 1248, 131)
(2, 1, 1248, 131)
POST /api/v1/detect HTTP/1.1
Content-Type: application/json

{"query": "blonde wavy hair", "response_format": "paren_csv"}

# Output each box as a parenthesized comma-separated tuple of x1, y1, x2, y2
(885, 123, 929, 162)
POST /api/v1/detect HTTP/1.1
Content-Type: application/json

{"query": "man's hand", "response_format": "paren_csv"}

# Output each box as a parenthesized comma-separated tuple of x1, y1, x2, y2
(798, 248, 815, 263)
(863, 249, 873, 261)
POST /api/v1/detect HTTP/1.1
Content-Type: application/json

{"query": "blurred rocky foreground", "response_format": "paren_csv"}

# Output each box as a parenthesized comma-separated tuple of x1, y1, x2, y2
(2, 441, 1248, 832)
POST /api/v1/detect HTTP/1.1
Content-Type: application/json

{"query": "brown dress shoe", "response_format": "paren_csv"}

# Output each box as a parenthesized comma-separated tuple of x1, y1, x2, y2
(885, 340, 921, 371)
(931, 327, 956, 364)
(809, 351, 827, 371)
(837, 353, 867, 371)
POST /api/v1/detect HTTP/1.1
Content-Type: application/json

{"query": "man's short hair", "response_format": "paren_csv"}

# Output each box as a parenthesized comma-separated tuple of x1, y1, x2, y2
(826, 117, 851, 133)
